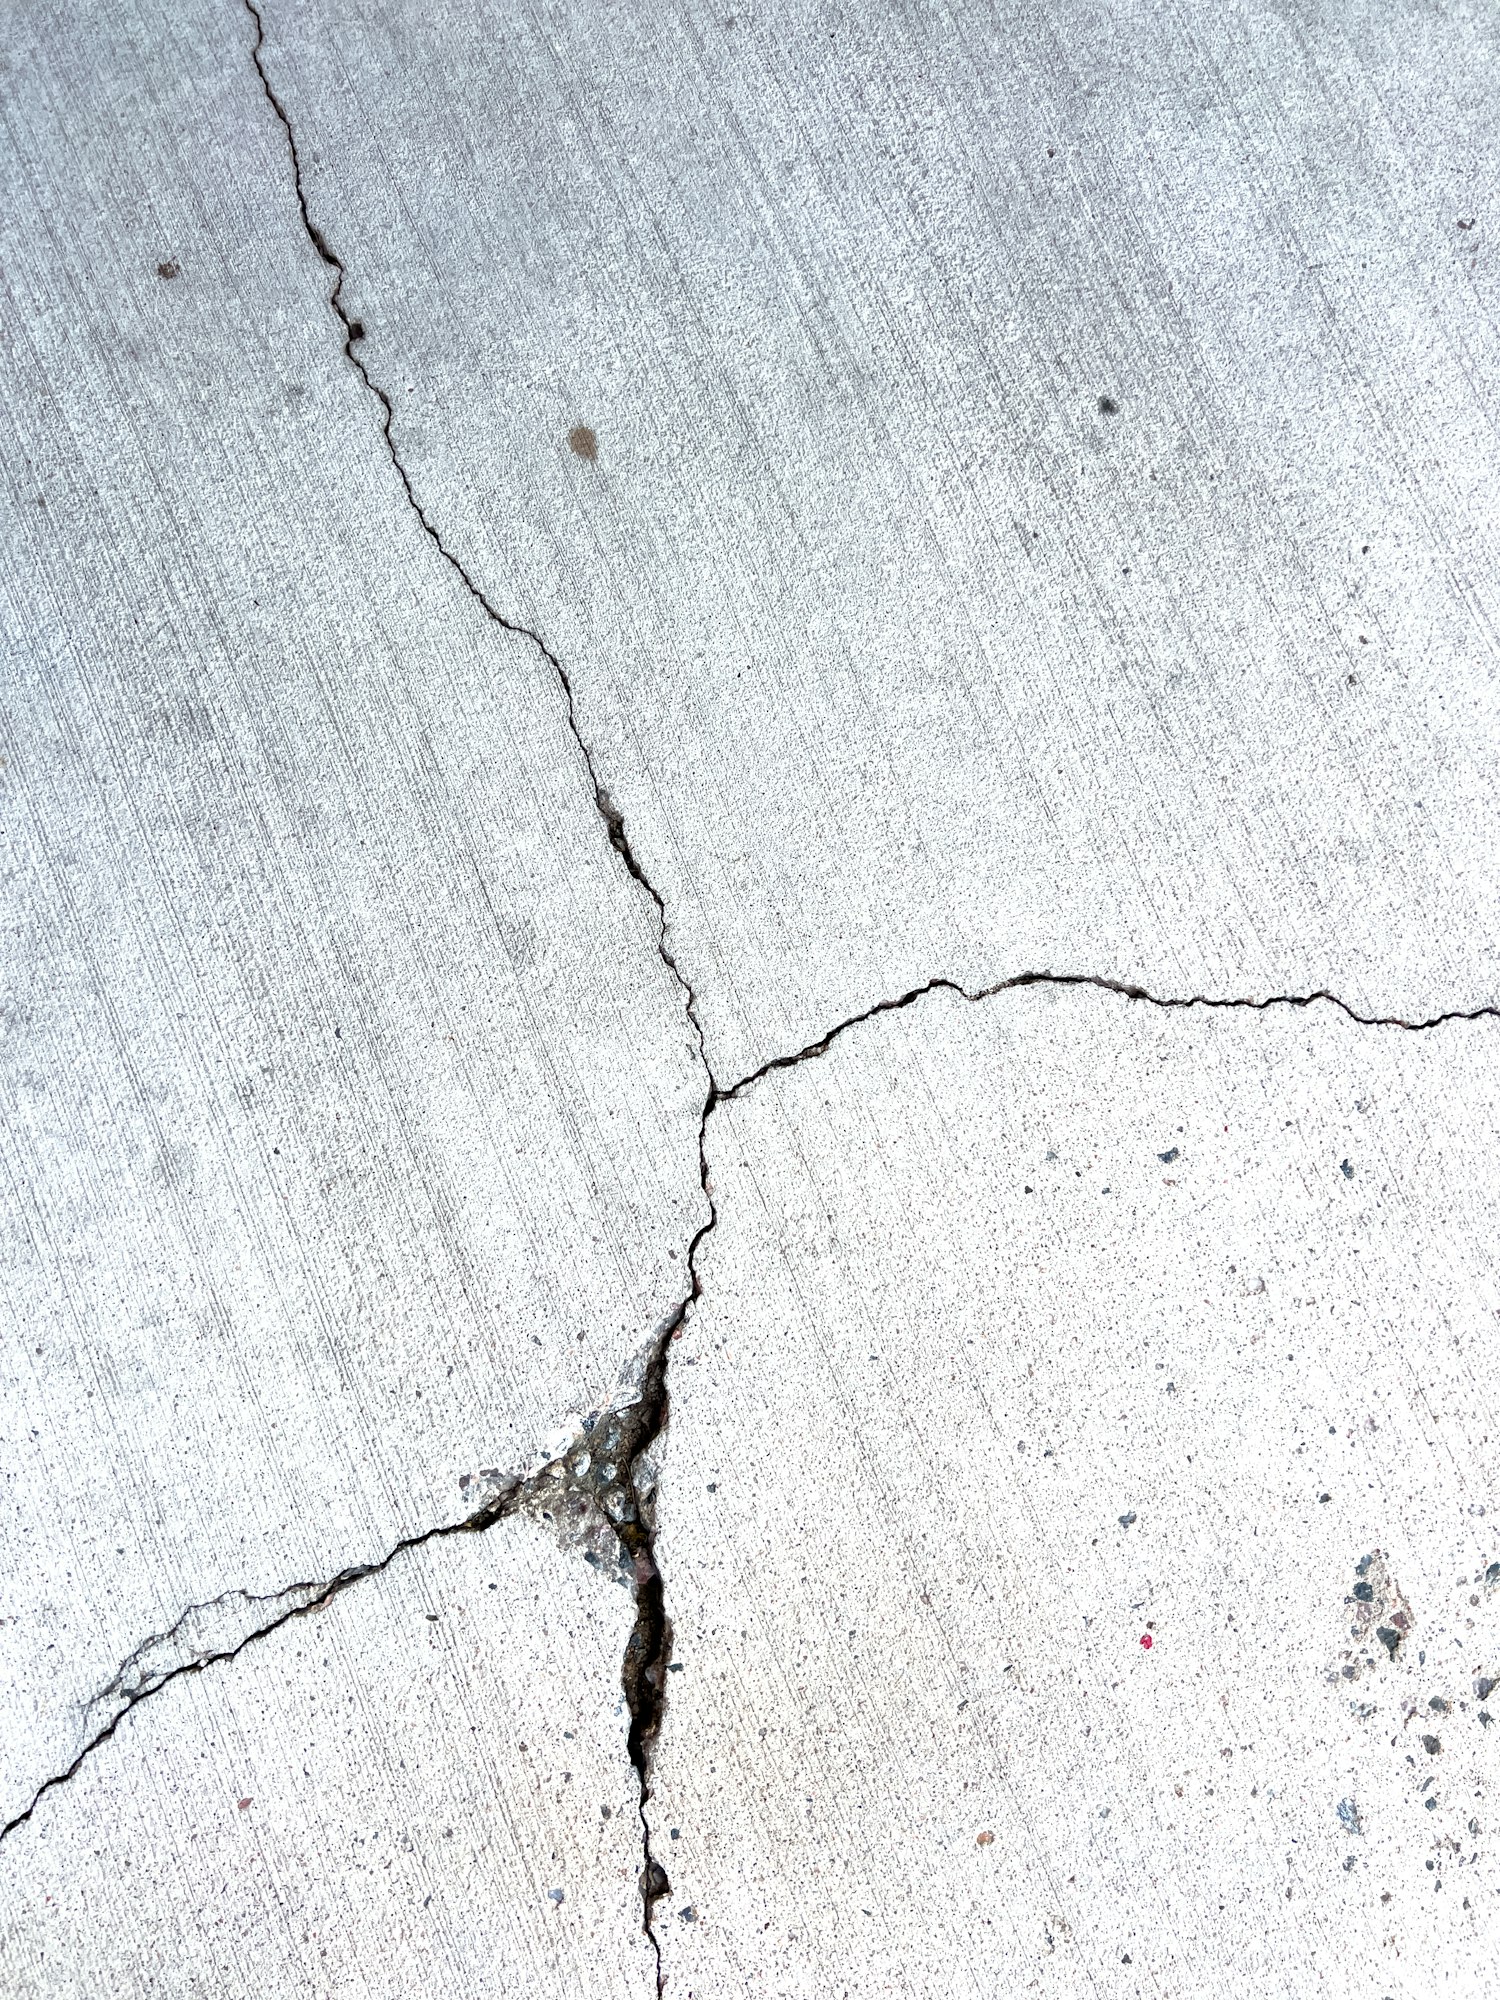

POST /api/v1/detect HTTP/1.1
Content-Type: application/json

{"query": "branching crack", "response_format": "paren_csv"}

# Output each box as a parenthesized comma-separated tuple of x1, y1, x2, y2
(79, 1578, 331, 1728)
(17, 0, 1486, 1968)
(244, 1, 711, 1971)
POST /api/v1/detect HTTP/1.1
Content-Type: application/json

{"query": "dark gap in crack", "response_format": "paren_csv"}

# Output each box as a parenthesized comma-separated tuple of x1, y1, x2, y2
(720, 969, 1500, 1102)
(612, 1327, 677, 1987)
(0, 1477, 524, 1847)
(242, 0, 710, 1072)
(611, 1094, 720, 1989)
(243, 1, 714, 1966)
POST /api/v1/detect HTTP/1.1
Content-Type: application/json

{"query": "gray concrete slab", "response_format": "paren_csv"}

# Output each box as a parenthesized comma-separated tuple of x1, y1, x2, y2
(0, 0, 701, 1832)
(0, 1516, 653, 1998)
(254, 0, 1500, 1078)
(654, 985, 1500, 1995)
(3, 0, 1499, 1992)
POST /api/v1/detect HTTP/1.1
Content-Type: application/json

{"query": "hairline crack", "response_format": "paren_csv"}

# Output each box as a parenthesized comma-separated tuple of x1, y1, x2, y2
(719, 969, 1500, 1107)
(0, 1475, 524, 1846)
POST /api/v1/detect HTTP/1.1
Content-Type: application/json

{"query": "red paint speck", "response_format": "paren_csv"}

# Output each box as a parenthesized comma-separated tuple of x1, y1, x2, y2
(237, 1798, 253, 1811)
(1139, 1634, 1153, 1649)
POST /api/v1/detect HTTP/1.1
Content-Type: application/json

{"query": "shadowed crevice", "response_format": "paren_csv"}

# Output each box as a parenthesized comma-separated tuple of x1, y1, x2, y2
(719, 967, 1500, 1104)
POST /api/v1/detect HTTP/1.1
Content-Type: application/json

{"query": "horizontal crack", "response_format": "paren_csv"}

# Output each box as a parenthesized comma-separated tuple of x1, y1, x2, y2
(720, 969, 1500, 1104)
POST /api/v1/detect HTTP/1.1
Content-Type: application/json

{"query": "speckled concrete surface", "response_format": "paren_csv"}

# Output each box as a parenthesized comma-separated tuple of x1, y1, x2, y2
(654, 984, 1499, 1995)
(2, 0, 1496, 1992)
(0, 1518, 653, 1997)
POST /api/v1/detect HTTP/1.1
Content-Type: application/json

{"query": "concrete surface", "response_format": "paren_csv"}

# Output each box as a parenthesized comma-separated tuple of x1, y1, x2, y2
(653, 985, 1500, 1995)
(2, 0, 1498, 1993)
(0, 0, 702, 1835)
(0, 1516, 654, 1998)
(254, 0, 1500, 1078)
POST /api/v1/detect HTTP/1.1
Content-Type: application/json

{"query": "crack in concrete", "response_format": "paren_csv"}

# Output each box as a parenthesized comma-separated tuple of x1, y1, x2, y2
(0, 1473, 525, 1846)
(78, 1579, 333, 1730)
(0, 1346, 693, 1857)
(7, 964, 1487, 1870)
(12, 965, 1482, 1840)
(13, 0, 1491, 1964)
(241, 0, 711, 1065)
(718, 969, 1500, 1106)
(244, 2, 709, 1969)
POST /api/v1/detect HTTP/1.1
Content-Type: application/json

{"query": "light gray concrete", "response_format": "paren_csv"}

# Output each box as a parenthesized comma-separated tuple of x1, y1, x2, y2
(655, 985, 1500, 1995)
(3, 0, 1498, 1993)
(0, 1516, 653, 1998)
(0, 0, 701, 1832)
(256, 0, 1500, 1079)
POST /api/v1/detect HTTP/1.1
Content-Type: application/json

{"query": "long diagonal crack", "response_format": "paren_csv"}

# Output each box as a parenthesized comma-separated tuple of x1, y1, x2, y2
(9, 0, 1493, 1974)
(243, 0, 711, 1971)
(1, 1473, 524, 1846)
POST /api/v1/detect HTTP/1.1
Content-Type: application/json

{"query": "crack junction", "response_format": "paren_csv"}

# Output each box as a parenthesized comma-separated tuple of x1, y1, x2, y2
(40, 0, 1490, 1969)
(245, 4, 712, 1969)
